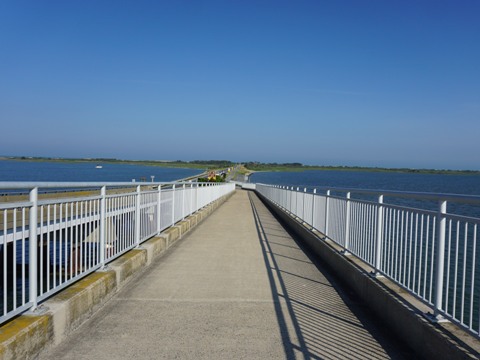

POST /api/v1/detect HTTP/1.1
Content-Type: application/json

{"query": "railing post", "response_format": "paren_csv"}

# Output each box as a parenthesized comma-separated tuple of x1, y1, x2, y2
(296, 187, 299, 216)
(286, 186, 289, 212)
(434, 200, 447, 319)
(205, 183, 208, 204)
(303, 188, 307, 221)
(312, 188, 316, 229)
(157, 185, 162, 235)
(195, 183, 199, 211)
(287, 186, 290, 213)
(374, 194, 384, 275)
(325, 189, 330, 238)
(182, 184, 186, 220)
(190, 183, 194, 216)
(288, 186, 291, 213)
(279, 186, 282, 206)
(135, 185, 141, 247)
(100, 186, 106, 268)
(344, 192, 351, 253)
(171, 184, 176, 225)
(29, 187, 38, 310)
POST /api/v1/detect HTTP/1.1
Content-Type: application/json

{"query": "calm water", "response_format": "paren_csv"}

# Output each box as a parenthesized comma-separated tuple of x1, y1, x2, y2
(251, 170, 480, 195)
(0, 160, 203, 182)
(251, 170, 480, 217)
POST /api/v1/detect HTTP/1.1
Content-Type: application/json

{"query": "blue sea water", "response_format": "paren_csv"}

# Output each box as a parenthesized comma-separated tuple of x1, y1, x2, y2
(0, 160, 203, 182)
(250, 170, 480, 196)
(251, 170, 480, 217)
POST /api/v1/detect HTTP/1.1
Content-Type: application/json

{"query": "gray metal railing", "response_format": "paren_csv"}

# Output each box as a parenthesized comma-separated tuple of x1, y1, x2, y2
(256, 183, 480, 338)
(0, 181, 235, 325)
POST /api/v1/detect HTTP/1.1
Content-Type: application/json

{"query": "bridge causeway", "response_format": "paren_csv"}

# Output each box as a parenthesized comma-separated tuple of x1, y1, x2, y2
(38, 190, 409, 359)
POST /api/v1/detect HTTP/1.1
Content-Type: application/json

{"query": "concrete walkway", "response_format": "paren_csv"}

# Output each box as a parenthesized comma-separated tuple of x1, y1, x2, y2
(40, 190, 410, 359)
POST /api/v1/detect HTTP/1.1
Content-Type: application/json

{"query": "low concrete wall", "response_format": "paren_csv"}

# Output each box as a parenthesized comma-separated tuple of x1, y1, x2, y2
(256, 192, 479, 360)
(0, 191, 235, 360)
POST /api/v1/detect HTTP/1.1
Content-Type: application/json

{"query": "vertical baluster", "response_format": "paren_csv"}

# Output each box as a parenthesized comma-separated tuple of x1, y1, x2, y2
(469, 224, 477, 329)
(195, 183, 199, 212)
(100, 186, 106, 268)
(434, 199, 447, 318)
(430, 217, 437, 303)
(412, 213, 419, 292)
(14, 209, 17, 307)
(374, 195, 384, 275)
(157, 185, 162, 235)
(75, 201, 79, 276)
(432, 199, 447, 318)
(69, 202, 73, 279)
(29, 187, 38, 310)
(418, 215, 424, 296)
(461, 223, 468, 324)
(388, 208, 393, 277)
(407, 212, 414, 290)
(302, 188, 306, 221)
(39, 205, 44, 294)
(135, 185, 141, 247)
(182, 184, 186, 220)
(312, 189, 316, 230)
(325, 190, 330, 238)
(80, 201, 84, 273)
(2, 209, 6, 315)
(344, 192, 351, 253)
(171, 185, 176, 226)
(190, 183, 194, 216)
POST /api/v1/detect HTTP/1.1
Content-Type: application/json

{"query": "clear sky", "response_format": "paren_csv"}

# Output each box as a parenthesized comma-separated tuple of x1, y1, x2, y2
(1, 1, 479, 170)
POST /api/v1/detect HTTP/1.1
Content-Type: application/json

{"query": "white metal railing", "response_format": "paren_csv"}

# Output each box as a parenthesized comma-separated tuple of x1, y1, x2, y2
(256, 183, 480, 338)
(0, 181, 235, 325)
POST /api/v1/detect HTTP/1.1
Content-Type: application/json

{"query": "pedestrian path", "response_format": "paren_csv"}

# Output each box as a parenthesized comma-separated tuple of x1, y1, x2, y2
(39, 190, 410, 359)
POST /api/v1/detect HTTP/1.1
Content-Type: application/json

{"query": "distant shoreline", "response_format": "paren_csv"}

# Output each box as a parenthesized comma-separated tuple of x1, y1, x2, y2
(1, 156, 479, 176)
(240, 162, 480, 176)
(0, 156, 207, 171)
(250, 166, 480, 176)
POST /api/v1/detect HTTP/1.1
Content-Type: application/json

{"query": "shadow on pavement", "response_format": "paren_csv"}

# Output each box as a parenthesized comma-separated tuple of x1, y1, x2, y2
(248, 191, 413, 360)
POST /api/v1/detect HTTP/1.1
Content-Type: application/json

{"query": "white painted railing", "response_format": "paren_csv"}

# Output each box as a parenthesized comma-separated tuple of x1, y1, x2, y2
(256, 183, 480, 338)
(0, 181, 235, 324)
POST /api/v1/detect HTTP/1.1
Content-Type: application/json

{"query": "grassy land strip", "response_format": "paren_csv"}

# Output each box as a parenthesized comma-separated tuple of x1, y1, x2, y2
(242, 162, 480, 175)
(0, 157, 234, 171)
(2, 157, 479, 175)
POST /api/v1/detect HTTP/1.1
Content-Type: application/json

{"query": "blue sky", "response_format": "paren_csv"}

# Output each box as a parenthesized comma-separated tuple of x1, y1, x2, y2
(1, 1, 479, 170)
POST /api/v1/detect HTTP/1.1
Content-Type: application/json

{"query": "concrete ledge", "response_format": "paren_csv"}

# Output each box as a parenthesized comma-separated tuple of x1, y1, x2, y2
(0, 190, 235, 360)
(0, 315, 52, 360)
(175, 219, 191, 236)
(142, 236, 167, 265)
(257, 192, 480, 360)
(109, 249, 147, 288)
(46, 271, 116, 345)
(163, 226, 181, 246)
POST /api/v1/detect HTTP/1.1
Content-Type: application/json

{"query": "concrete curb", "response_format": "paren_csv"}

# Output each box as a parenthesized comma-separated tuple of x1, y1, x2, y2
(0, 190, 235, 360)
(256, 191, 479, 360)
(0, 315, 52, 360)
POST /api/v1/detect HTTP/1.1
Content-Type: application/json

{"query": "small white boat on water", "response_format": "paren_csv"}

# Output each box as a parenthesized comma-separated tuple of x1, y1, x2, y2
(95, 165, 103, 169)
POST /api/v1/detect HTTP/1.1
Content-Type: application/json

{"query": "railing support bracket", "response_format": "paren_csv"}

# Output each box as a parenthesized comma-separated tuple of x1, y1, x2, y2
(369, 271, 384, 278)
(424, 312, 449, 324)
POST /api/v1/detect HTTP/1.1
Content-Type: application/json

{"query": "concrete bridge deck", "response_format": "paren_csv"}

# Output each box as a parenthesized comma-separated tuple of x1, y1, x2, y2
(39, 190, 411, 359)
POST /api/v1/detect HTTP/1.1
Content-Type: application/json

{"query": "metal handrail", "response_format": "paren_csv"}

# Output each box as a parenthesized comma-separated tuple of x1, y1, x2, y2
(0, 181, 208, 189)
(0, 181, 235, 325)
(256, 183, 480, 204)
(256, 183, 480, 338)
